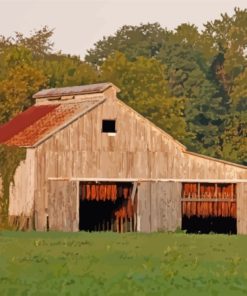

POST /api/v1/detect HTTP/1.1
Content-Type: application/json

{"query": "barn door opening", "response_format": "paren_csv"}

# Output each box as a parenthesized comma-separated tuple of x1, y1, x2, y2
(181, 183, 237, 234)
(79, 182, 137, 232)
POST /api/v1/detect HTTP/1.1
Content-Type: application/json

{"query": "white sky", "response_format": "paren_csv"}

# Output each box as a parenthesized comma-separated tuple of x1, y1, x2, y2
(0, 0, 246, 58)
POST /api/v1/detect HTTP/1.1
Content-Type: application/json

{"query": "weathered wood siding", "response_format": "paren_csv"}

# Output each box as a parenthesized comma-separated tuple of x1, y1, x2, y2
(137, 181, 181, 232)
(48, 180, 78, 231)
(9, 149, 36, 219)
(152, 182, 181, 232)
(35, 92, 247, 181)
(30, 87, 247, 231)
(237, 183, 247, 234)
(182, 152, 247, 179)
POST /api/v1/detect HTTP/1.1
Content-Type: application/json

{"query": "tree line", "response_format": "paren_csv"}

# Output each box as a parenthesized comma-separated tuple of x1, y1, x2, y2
(0, 8, 246, 165)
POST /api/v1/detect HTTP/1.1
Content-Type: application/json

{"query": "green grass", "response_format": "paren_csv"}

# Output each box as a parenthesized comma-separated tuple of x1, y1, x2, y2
(1, 232, 247, 295)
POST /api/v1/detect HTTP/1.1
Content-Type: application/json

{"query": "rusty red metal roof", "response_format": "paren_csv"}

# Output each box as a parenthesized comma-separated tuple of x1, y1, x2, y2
(0, 105, 59, 144)
(0, 99, 104, 147)
(33, 82, 113, 99)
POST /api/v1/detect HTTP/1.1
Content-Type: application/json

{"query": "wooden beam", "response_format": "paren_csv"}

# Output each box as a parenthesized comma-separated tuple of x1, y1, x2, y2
(181, 198, 236, 202)
(48, 177, 247, 183)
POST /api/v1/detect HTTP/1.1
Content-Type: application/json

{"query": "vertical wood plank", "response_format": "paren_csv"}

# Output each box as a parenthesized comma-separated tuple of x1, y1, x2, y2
(237, 183, 247, 234)
(138, 182, 151, 232)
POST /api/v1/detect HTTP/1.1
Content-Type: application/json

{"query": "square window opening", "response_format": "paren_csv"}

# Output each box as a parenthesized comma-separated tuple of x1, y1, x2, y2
(102, 120, 116, 133)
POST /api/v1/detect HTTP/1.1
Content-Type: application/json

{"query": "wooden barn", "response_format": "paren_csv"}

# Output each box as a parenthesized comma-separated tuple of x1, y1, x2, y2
(0, 82, 247, 234)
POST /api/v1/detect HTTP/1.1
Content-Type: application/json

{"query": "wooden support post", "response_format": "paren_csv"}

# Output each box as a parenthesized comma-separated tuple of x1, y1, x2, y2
(120, 217, 123, 233)
(131, 182, 138, 203)
(130, 182, 138, 232)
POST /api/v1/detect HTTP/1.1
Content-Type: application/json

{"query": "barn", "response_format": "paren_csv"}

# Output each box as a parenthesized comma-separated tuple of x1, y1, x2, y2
(0, 82, 247, 233)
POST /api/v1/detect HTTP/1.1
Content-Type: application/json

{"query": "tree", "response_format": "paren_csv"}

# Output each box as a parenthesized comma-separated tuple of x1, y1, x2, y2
(203, 8, 247, 95)
(231, 68, 247, 111)
(14, 26, 54, 57)
(221, 113, 247, 165)
(221, 68, 247, 164)
(0, 64, 46, 123)
(85, 23, 168, 65)
(157, 29, 226, 156)
(41, 53, 99, 88)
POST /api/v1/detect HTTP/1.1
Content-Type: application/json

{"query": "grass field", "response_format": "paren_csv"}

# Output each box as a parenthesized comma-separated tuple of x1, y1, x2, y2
(1, 231, 247, 295)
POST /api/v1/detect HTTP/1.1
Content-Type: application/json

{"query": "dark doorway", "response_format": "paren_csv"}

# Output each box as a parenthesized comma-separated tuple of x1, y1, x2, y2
(79, 200, 116, 231)
(182, 216, 237, 234)
(79, 182, 136, 232)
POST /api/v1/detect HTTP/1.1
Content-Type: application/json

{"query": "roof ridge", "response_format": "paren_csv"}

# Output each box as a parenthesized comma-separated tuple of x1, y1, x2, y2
(33, 82, 119, 99)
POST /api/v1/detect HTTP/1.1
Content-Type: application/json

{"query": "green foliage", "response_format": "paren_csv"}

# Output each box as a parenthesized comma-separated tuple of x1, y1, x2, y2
(8, 26, 54, 56)
(0, 145, 26, 227)
(1, 232, 247, 295)
(156, 27, 226, 155)
(231, 68, 247, 110)
(41, 53, 99, 88)
(221, 113, 247, 165)
(0, 64, 47, 124)
(85, 23, 168, 65)
(203, 8, 247, 95)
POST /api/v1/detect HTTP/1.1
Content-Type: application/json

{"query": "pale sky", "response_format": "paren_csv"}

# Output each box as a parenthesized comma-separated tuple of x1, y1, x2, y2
(0, 0, 246, 58)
